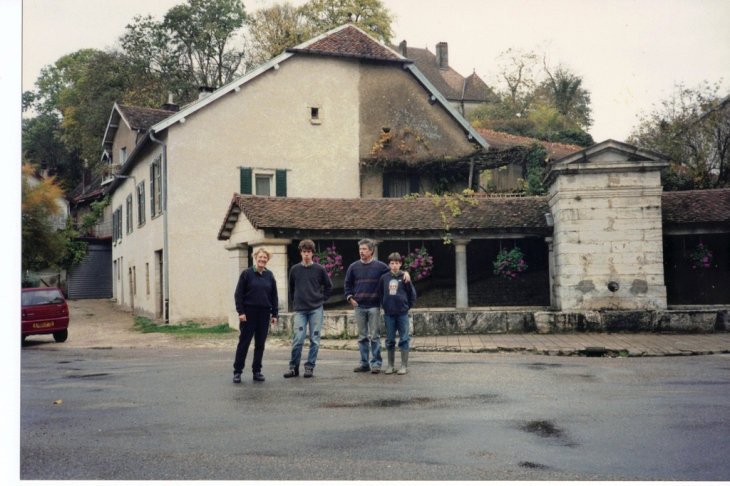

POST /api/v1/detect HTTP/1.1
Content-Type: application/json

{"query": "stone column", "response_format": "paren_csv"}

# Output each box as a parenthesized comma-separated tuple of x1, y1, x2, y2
(371, 239, 383, 261)
(252, 243, 289, 313)
(545, 236, 555, 308)
(227, 244, 248, 328)
(453, 239, 470, 308)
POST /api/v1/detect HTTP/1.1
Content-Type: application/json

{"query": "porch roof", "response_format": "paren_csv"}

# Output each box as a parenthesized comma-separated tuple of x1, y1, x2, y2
(218, 194, 552, 241)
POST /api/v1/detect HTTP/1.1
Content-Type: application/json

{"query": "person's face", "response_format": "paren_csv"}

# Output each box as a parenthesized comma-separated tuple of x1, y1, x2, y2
(389, 260, 402, 273)
(301, 248, 313, 265)
(359, 244, 374, 261)
(255, 252, 269, 269)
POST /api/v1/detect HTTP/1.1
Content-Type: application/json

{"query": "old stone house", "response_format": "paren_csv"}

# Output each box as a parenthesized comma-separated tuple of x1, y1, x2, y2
(103, 24, 493, 323)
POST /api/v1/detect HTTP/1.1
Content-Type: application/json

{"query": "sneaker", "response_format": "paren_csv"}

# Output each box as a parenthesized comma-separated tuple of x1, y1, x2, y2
(371, 366, 381, 374)
(303, 367, 314, 378)
(252, 372, 265, 382)
(353, 365, 371, 372)
(283, 366, 299, 378)
(233, 372, 242, 384)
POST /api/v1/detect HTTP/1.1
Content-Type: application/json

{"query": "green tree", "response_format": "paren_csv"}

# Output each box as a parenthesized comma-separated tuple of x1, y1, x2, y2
(21, 113, 82, 191)
(121, 0, 248, 102)
(299, 0, 394, 42)
(627, 81, 730, 190)
(247, 2, 312, 66)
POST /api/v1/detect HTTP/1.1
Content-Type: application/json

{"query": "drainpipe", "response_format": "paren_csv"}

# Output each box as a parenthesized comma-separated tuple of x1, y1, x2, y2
(149, 130, 170, 323)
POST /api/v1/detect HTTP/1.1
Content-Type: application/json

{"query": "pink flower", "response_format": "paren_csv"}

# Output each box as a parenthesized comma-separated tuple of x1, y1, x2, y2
(327, 272, 332, 277)
(703, 257, 708, 262)
(692, 265, 696, 269)
(699, 243, 703, 247)
(520, 260, 524, 264)
(704, 264, 710, 268)
(331, 246, 336, 250)
(415, 248, 419, 252)
(335, 255, 342, 260)
(708, 253, 713, 257)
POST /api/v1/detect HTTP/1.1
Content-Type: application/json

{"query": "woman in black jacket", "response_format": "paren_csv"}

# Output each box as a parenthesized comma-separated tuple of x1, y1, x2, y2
(232, 247, 278, 383)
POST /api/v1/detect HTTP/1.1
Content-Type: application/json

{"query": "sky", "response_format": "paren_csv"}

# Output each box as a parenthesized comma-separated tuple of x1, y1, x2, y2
(19, 0, 730, 142)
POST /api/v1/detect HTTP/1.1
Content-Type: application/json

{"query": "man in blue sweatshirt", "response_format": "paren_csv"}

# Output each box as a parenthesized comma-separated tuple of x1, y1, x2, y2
(344, 239, 409, 374)
(284, 239, 332, 379)
(378, 252, 416, 375)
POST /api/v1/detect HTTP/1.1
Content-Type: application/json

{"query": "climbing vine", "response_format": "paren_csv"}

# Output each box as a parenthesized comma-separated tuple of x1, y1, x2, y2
(405, 189, 477, 245)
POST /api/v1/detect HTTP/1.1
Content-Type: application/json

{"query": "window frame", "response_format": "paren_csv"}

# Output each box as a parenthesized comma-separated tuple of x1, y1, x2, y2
(136, 181, 146, 227)
(125, 194, 133, 234)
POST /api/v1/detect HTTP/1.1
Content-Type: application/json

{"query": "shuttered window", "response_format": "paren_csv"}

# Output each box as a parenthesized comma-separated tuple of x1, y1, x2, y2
(240, 167, 252, 195)
(276, 169, 287, 197)
(136, 181, 146, 226)
(150, 162, 156, 217)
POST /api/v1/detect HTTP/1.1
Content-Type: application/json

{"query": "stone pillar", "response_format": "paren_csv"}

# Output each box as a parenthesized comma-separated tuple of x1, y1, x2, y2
(252, 243, 289, 313)
(543, 140, 669, 311)
(545, 236, 555, 308)
(371, 239, 383, 261)
(227, 244, 248, 328)
(454, 239, 470, 308)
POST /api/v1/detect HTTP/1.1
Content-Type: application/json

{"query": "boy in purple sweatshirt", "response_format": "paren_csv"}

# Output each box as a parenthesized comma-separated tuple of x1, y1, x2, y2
(378, 252, 417, 375)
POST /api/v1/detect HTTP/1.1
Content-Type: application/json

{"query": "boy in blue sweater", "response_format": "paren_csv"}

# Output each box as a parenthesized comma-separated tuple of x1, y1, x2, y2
(378, 252, 417, 375)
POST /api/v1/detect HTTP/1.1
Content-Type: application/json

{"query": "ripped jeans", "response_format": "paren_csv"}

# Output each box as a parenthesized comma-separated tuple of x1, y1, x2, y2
(289, 306, 324, 369)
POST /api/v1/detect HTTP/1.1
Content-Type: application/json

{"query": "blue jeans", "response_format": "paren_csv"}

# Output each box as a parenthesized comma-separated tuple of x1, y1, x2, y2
(384, 313, 410, 351)
(355, 306, 382, 368)
(289, 306, 324, 369)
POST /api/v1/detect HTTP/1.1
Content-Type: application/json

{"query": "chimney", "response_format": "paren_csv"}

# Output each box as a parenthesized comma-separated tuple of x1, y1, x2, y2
(399, 40, 407, 58)
(198, 86, 215, 100)
(161, 92, 179, 112)
(436, 42, 448, 71)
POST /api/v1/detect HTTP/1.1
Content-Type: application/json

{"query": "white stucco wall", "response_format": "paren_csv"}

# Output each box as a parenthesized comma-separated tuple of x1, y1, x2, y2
(160, 55, 361, 322)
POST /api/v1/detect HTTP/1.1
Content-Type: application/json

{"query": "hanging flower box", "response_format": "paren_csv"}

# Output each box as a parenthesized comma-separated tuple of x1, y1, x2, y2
(493, 247, 528, 279)
(313, 245, 344, 278)
(689, 243, 713, 270)
(403, 247, 434, 281)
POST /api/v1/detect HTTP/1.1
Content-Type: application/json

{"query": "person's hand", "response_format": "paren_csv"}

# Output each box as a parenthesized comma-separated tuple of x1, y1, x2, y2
(270, 317, 278, 325)
(349, 297, 358, 307)
(239, 314, 247, 322)
(403, 271, 411, 283)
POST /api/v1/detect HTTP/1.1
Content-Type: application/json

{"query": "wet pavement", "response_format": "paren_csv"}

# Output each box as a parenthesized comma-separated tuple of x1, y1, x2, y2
(19, 345, 730, 480)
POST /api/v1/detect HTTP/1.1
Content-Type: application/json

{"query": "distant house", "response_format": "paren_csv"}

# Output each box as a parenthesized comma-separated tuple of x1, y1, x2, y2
(102, 24, 491, 323)
(395, 40, 495, 116)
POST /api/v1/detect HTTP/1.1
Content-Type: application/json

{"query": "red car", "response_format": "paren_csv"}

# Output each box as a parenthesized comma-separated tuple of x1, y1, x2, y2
(21, 287, 69, 343)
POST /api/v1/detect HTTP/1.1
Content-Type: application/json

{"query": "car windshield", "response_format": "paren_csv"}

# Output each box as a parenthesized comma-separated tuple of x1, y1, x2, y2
(22, 290, 65, 306)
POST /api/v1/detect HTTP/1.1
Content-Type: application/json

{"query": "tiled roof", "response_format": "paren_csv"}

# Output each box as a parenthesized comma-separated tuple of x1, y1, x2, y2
(661, 189, 730, 224)
(218, 194, 550, 239)
(117, 105, 176, 132)
(288, 24, 403, 61)
(219, 189, 730, 240)
(463, 72, 495, 102)
(476, 128, 582, 160)
(402, 46, 463, 99)
(68, 172, 104, 203)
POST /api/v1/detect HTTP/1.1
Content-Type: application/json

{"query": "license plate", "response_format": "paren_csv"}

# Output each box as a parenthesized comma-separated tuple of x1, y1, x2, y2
(32, 321, 54, 329)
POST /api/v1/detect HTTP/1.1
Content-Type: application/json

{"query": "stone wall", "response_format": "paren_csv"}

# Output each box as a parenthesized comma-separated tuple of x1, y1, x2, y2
(270, 308, 729, 337)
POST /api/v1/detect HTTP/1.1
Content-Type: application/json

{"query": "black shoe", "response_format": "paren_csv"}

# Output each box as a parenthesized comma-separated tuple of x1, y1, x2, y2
(284, 366, 299, 378)
(233, 372, 242, 384)
(353, 365, 371, 372)
(303, 367, 314, 378)
(253, 372, 265, 382)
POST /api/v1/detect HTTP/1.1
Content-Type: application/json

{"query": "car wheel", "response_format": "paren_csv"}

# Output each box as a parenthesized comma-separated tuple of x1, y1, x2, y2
(53, 329, 68, 343)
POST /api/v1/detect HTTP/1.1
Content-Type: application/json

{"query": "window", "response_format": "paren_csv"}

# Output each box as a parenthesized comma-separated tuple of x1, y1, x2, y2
(136, 181, 146, 226)
(240, 167, 287, 197)
(113, 206, 123, 242)
(145, 263, 150, 296)
(132, 266, 137, 295)
(126, 194, 133, 234)
(383, 173, 420, 198)
(309, 106, 322, 125)
(119, 147, 127, 165)
(150, 156, 162, 217)
(255, 175, 272, 196)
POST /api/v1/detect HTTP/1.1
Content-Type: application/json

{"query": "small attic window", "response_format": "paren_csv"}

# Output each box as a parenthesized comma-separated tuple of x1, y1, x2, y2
(309, 105, 322, 125)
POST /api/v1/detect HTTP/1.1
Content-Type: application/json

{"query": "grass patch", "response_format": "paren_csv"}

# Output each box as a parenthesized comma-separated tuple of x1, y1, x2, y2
(133, 316, 234, 337)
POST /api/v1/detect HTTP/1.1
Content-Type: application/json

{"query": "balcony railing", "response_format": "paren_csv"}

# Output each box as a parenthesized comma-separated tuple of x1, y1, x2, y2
(74, 220, 112, 239)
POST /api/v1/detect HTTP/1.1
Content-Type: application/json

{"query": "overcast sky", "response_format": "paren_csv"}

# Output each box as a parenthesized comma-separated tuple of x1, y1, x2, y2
(20, 0, 730, 142)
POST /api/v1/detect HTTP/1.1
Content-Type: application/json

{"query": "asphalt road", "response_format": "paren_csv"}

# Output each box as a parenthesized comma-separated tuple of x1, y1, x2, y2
(20, 345, 730, 480)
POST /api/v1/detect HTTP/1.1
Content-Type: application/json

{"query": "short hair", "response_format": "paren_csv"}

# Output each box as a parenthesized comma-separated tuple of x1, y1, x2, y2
(298, 239, 315, 252)
(252, 247, 272, 261)
(387, 252, 402, 263)
(358, 238, 375, 251)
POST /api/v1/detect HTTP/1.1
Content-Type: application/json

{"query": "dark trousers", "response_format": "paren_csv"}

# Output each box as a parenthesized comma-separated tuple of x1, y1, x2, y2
(233, 306, 271, 374)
